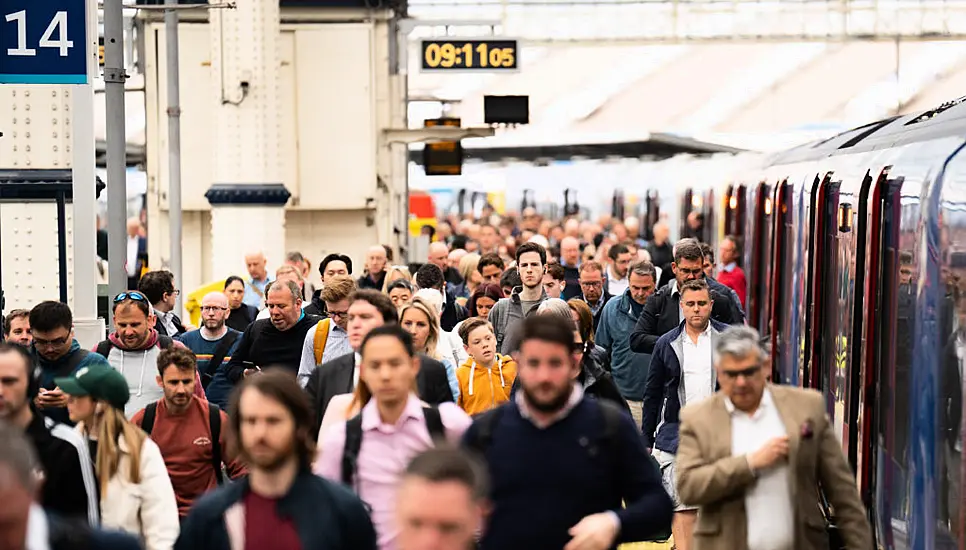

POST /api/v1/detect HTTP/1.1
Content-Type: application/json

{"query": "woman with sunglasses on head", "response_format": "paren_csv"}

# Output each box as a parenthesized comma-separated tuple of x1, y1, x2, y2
(57, 356, 180, 549)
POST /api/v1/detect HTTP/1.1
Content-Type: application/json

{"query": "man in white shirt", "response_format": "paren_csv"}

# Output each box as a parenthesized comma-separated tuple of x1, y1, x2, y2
(126, 217, 146, 289)
(675, 325, 872, 550)
(641, 278, 725, 550)
(605, 243, 632, 298)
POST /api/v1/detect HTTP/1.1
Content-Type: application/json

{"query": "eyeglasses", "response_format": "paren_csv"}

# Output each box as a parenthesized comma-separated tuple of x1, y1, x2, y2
(201, 306, 228, 312)
(721, 365, 762, 380)
(167, 289, 181, 297)
(328, 310, 349, 320)
(114, 291, 148, 303)
(579, 281, 603, 288)
(33, 334, 71, 348)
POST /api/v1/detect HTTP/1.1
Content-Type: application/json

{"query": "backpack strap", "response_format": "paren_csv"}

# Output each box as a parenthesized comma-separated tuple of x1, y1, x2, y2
(464, 404, 506, 457)
(313, 319, 331, 366)
(94, 340, 113, 358)
(202, 332, 239, 389)
(422, 406, 445, 444)
(141, 402, 158, 435)
(341, 413, 364, 487)
(208, 403, 225, 485)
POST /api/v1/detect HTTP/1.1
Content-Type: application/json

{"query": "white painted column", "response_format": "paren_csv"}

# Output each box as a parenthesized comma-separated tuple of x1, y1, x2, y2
(207, 0, 288, 278)
(71, 0, 106, 347)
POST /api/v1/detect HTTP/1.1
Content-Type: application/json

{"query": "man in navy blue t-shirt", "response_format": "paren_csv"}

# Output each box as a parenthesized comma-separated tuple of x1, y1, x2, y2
(177, 292, 242, 409)
(462, 315, 672, 550)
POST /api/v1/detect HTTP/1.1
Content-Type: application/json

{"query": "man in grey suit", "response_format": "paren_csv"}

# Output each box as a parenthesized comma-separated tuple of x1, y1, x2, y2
(305, 289, 453, 440)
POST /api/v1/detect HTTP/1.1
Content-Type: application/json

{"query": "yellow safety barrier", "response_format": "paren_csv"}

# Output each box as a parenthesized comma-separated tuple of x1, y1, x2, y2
(185, 279, 229, 327)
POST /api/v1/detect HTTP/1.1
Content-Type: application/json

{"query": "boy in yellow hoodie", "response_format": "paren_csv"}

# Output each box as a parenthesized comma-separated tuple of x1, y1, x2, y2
(456, 318, 517, 416)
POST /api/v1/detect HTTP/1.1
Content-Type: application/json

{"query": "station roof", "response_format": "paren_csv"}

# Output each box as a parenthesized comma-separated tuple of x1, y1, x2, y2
(408, 39, 966, 153)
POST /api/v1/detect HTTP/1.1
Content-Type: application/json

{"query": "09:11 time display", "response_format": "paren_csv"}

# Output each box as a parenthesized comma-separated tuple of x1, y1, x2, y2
(421, 39, 518, 71)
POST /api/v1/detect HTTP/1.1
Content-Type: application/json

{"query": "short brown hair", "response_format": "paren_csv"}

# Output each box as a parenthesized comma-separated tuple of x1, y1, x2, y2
(458, 318, 493, 345)
(680, 278, 711, 298)
(3, 309, 29, 336)
(157, 346, 197, 378)
(351, 289, 398, 323)
(579, 260, 603, 275)
(229, 370, 316, 470)
(545, 262, 565, 281)
(404, 447, 489, 501)
(321, 274, 357, 303)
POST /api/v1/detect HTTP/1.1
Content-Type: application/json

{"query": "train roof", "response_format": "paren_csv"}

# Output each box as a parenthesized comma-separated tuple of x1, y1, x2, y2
(765, 95, 966, 167)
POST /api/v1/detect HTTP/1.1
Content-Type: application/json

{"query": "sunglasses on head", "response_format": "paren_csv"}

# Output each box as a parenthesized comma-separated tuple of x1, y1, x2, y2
(114, 291, 148, 303)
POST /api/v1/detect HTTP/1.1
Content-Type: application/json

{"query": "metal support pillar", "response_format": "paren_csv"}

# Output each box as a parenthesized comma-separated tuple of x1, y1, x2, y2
(105, 0, 129, 318)
(166, 0, 184, 313)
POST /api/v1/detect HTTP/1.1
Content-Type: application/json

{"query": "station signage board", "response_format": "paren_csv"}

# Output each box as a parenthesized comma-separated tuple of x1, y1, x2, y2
(0, 0, 88, 84)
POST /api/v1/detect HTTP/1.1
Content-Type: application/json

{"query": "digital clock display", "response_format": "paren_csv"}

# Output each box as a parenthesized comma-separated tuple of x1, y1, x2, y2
(420, 39, 518, 71)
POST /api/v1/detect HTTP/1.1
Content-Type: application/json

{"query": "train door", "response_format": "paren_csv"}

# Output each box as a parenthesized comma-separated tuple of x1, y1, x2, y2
(644, 190, 660, 241)
(768, 180, 792, 382)
(803, 173, 841, 394)
(725, 184, 747, 238)
(748, 182, 773, 333)
(855, 168, 902, 542)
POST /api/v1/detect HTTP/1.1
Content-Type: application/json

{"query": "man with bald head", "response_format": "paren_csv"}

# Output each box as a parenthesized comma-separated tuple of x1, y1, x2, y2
(176, 291, 243, 409)
(359, 245, 389, 290)
(559, 236, 582, 300)
(428, 241, 463, 290)
(126, 217, 148, 289)
(243, 251, 273, 310)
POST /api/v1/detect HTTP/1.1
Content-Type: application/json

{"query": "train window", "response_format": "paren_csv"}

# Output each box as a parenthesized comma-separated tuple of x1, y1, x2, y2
(749, 182, 772, 332)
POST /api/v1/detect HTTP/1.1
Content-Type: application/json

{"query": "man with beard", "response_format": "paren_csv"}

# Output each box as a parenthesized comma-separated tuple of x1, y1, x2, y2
(176, 370, 376, 550)
(94, 292, 204, 416)
(487, 242, 550, 355)
(462, 315, 672, 550)
(132, 347, 247, 519)
(177, 291, 242, 409)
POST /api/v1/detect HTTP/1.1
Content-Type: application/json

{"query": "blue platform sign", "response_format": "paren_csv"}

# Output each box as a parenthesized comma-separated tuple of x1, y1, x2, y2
(0, 0, 87, 84)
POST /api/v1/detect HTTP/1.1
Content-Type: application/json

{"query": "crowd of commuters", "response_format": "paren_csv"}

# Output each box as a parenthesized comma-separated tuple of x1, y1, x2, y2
(0, 208, 872, 550)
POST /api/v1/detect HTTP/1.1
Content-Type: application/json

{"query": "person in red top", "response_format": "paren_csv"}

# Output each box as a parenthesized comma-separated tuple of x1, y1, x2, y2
(716, 235, 747, 309)
(131, 347, 246, 517)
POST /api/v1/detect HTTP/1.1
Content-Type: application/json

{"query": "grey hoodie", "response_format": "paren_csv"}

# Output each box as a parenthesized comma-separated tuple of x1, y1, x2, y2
(487, 286, 549, 355)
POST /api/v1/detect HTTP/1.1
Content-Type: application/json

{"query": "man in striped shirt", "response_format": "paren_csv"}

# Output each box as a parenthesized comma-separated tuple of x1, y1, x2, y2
(177, 292, 242, 410)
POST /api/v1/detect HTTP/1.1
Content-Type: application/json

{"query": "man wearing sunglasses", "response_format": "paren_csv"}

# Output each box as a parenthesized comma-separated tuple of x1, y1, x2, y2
(630, 238, 744, 356)
(640, 278, 729, 550)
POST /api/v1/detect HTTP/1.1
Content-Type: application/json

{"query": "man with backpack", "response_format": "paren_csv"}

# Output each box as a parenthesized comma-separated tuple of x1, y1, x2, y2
(314, 325, 471, 550)
(94, 292, 203, 416)
(462, 315, 672, 550)
(131, 347, 247, 519)
(177, 291, 242, 409)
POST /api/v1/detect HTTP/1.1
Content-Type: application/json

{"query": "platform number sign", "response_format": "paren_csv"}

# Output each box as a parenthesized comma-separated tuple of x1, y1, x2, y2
(0, 0, 87, 84)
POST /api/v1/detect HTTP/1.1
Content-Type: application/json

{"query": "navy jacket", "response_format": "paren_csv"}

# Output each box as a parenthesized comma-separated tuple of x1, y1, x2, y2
(641, 319, 729, 454)
(175, 470, 376, 550)
(462, 397, 672, 549)
(629, 278, 744, 355)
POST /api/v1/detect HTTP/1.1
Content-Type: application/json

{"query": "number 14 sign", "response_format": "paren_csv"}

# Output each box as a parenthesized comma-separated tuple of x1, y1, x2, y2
(0, 0, 87, 84)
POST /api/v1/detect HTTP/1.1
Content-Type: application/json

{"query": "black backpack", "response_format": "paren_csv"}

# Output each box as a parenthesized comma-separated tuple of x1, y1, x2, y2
(341, 406, 445, 488)
(141, 401, 225, 485)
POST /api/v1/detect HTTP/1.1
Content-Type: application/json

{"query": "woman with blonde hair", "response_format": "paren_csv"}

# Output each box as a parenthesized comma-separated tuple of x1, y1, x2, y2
(58, 357, 179, 549)
(399, 296, 461, 401)
(451, 253, 482, 305)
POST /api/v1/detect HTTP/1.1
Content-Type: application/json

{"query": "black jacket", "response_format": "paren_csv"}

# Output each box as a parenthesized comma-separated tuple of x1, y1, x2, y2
(305, 352, 455, 439)
(25, 411, 99, 526)
(357, 272, 386, 291)
(175, 470, 376, 550)
(153, 312, 186, 338)
(303, 289, 327, 317)
(226, 315, 322, 381)
(441, 293, 468, 333)
(47, 513, 142, 550)
(629, 279, 744, 355)
(226, 304, 258, 333)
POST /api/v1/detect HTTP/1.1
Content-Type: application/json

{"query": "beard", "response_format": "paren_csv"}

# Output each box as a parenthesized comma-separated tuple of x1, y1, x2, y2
(242, 437, 296, 472)
(522, 383, 573, 413)
(203, 318, 223, 330)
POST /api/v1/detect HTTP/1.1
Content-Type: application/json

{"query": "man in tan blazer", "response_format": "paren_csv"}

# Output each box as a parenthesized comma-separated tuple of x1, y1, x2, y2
(675, 326, 872, 550)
